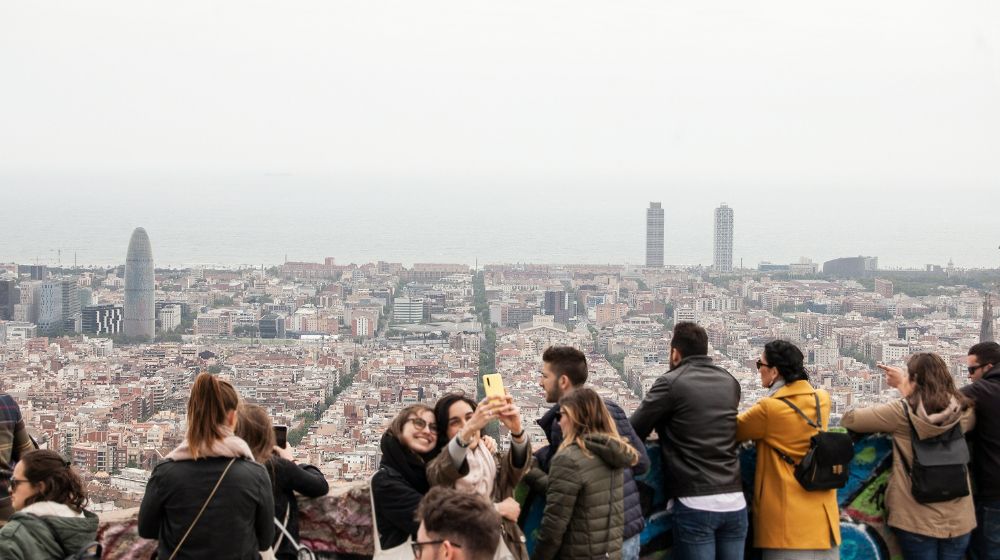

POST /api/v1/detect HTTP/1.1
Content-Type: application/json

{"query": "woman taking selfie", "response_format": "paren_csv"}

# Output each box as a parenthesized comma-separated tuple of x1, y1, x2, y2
(531, 388, 638, 560)
(0, 449, 98, 559)
(138, 373, 275, 559)
(371, 403, 439, 551)
(427, 392, 531, 559)
(237, 404, 329, 560)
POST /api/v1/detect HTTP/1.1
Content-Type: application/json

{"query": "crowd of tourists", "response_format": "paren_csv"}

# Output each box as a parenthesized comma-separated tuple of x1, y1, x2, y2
(1, 324, 999, 560)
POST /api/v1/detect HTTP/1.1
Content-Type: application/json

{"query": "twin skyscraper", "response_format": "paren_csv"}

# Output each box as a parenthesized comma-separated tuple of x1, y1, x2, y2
(645, 202, 734, 272)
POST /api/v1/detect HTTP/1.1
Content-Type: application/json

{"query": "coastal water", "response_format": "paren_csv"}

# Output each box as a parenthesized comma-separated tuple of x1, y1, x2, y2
(1, 173, 997, 270)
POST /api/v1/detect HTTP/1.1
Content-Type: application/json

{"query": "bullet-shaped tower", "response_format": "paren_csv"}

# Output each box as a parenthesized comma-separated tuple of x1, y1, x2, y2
(124, 227, 155, 340)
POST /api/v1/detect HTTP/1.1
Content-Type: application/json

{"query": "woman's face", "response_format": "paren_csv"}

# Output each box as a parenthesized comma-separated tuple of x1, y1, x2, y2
(757, 352, 779, 388)
(400, 409, 437, 455)
(10, 462, 40, 511)
(446, 400, 476, 440)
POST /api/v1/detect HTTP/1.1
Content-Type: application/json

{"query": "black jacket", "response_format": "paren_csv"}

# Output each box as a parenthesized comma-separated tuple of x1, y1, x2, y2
(533, 398, 650, 539)
(138, 457, 275, 559)
(630, 355, 743, 499)
(266, 458, 329, 560)
(962, 365, 1000, 500)
(371, 464, 424, 549)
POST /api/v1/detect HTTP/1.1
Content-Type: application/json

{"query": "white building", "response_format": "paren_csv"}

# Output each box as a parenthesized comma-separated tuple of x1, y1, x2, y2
(159, 304, 182, 332)
(713, 203, 734, 273)
(394, 298, 426, 324)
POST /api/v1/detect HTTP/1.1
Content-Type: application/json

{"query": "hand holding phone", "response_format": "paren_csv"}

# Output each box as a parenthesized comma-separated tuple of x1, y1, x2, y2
(483, 373, 506, 401)
(273, 425, 288, 449)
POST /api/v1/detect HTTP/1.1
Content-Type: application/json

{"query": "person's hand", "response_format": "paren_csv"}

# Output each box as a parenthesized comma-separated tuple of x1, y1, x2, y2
(495, 497, 521, 522)
(495, 395, 524, 437)
(878, 363, 913, 396)
(481, 435, 498, 454)
(274, 445, 295, 462)
(458, 399, 500, 445)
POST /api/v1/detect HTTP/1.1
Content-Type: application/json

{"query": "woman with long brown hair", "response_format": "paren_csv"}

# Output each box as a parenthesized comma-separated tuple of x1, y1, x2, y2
(138, 373, 275, 559)
(0, 449, 98, 559)
(237, 404, 329, 560)
(370, 403, 439, 552)
(843, 352, 976, 560)
(531, 388, 638, 560)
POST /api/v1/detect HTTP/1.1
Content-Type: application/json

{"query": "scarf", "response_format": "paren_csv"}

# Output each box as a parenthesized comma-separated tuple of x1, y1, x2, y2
(455, 443, 497, 498)
(167, 430, 255, 462)
(379, 431, 432, 494)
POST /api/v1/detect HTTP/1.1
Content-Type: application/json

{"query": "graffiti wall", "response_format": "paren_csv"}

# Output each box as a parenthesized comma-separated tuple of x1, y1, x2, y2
(521, 435, 897, 559)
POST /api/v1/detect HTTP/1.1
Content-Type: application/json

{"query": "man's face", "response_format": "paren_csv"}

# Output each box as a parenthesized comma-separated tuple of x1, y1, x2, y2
(967, 354, 993, 382)
(540, 362, 563, 403)
(415, 522, 450, 560)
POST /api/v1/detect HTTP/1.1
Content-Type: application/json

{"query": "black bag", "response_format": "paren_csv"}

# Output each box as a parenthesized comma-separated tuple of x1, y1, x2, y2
(895, 401, 970, 504)
(774, 393, 854, 491)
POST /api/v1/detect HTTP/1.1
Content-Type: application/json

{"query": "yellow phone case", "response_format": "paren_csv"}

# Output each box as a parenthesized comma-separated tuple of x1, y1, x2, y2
(482, 373, 506, 400)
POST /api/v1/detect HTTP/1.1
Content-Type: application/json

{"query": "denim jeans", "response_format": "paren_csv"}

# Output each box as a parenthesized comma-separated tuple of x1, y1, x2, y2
(893, 528, 971, 560)
(672, 500, 748, 560)
(622, 534, 641, 560)
(972, 500, 1000, 560)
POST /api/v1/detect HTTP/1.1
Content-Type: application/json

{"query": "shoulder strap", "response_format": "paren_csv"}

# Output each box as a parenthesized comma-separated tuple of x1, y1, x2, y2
(777, 395, 821, 430)
(168, 458, 237, 560)
(273, 502, 291, 550)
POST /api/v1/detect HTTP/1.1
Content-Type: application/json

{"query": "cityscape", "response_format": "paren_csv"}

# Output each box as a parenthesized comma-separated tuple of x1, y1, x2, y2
(1, 201, 996, 515)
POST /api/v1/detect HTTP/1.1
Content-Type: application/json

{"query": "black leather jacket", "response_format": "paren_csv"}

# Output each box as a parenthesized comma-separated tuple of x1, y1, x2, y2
(630, 355, 743, 499)
(962, 365, 1000, 500)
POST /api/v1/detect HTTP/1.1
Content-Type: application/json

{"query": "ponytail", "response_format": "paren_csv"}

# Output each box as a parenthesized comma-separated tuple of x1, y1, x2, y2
(187, 372, 240, 459)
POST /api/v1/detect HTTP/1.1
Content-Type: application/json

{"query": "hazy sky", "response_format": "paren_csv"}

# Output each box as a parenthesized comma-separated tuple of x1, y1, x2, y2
(1, 1, 999, 267)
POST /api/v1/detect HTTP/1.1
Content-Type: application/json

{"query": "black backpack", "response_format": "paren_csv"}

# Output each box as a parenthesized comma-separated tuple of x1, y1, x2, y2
(895, 400, 970, 504)
(773, 392, 855, 491)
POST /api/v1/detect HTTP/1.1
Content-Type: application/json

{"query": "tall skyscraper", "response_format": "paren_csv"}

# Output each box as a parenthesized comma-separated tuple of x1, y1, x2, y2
(714, 203, 734, 273)
(646, 202, 664, 268)
(124, 227, 155, 341)
(982, 292, 995, 343)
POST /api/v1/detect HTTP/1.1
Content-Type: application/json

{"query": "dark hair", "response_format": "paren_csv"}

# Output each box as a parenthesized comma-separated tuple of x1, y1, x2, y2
(417, 487, 501, 560)
(763, 340, 810, 383)
(969, 342, 1000, 370)
(907, 352, 971, 415)
(433, 393, 477, 449)
(558, 388, 638, 466)
(20, 450, 87, 513)
(671, 322, 708, 358)
(387, 403, 435, 440)
(235, 404, 276, 464)
(542, 345, 588, 386)
(187, 372, 241, 459)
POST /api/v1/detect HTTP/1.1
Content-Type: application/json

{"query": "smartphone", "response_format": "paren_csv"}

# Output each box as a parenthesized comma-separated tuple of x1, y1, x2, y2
(483, 373, 506, 400)
(273, 425, 288, 449)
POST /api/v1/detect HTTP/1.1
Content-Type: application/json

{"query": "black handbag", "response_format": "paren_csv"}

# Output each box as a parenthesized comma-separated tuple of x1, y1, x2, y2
(773, 393, 854, 491)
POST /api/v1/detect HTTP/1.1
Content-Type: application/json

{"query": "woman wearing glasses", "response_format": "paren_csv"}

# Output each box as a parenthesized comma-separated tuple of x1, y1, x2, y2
(371, 404, 440, 551)
(843, 353, 976, 560)
(0, 449, 98, 559)
(736, 340, 840, 559)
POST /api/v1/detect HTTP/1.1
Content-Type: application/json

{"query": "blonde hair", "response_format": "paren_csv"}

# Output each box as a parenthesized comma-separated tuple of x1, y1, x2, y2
(558, 388, 638, 466)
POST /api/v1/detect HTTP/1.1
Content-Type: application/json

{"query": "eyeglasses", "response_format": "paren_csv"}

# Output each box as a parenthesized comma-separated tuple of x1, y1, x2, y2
(407, 417, 437, 432)
(9, 478, 30, 491)
(756, 360, 771, 370)
(969, 364, 985, 375)
(412, 540, 460, 559)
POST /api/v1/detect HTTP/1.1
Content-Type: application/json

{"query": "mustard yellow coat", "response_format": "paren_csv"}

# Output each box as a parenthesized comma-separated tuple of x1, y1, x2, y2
(736, 380, 841, 550)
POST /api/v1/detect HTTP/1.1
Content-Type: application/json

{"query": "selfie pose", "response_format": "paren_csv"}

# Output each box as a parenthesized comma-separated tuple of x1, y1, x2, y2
(427, 391, 531, 559)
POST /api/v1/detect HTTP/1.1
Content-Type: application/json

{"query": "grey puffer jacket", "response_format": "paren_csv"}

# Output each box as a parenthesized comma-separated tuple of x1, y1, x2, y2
(531, 434, 635, 560)
(0, 501, 99, 560)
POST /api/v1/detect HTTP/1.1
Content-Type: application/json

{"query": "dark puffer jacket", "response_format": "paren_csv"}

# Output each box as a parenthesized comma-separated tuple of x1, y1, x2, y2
(533, 399, 649, 539)
(531, 434, 634, 560)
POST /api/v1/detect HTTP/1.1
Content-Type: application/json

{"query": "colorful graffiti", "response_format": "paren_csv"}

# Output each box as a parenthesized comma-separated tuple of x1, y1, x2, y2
(521, 434, 897, 559)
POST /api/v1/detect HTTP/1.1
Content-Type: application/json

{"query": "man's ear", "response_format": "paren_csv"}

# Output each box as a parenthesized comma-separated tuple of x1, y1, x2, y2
(443, 540, 459, 560)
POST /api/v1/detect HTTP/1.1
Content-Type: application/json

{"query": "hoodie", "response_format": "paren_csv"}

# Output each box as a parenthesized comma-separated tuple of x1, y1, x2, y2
(842, 398, 976, 538)
(531, 434, 635, 560)
(0, 501, 99, 560)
